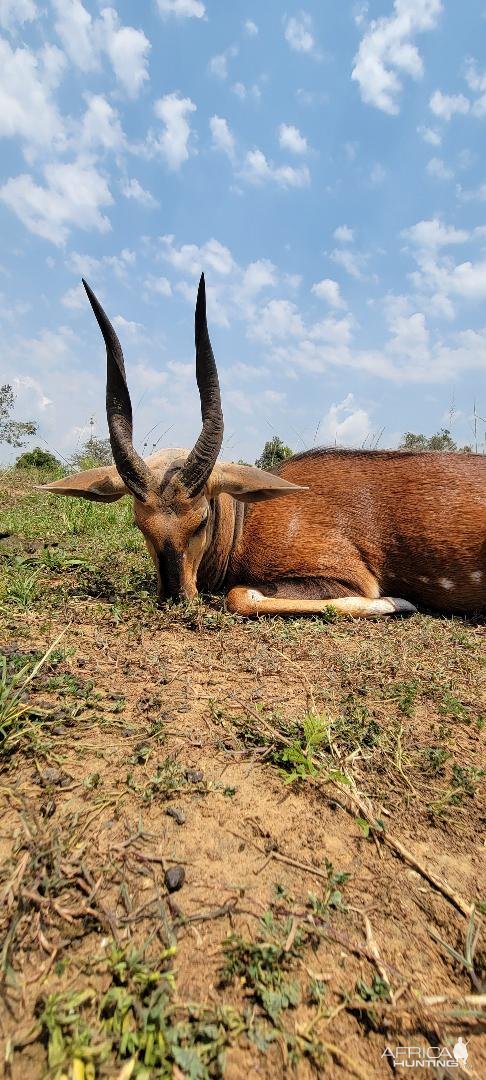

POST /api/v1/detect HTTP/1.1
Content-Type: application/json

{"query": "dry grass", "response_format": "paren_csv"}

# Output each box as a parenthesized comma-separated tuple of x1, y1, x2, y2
(0, 467, 485, 1079)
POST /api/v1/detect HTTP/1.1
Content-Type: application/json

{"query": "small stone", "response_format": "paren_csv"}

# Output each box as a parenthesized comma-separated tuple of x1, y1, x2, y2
(166, 806, 186, 825)
(185, 768, 204, 783)
(165, 866, 185, 893)
(39, 767, 70, 787)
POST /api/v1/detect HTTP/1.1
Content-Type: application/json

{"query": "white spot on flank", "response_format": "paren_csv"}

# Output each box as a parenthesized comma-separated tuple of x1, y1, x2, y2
(470, 570, 483, 583)
(286, 515, 300, 541)
(439, 577, 454, 590)
(419, 576, 429, 584)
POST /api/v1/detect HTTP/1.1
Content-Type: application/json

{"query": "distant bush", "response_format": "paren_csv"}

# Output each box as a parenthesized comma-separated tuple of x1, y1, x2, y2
(70, 436, 113, 471)
(15, 447, 62, 472)
(255, 436, 293, 470)
(399, 428, 472, 453)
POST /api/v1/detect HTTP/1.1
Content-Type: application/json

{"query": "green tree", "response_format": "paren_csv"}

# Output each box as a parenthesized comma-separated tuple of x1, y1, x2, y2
(399, 428, 472, 453)
(15, 447, 62, 472)
(70, 435, 113, 471)
(255, 436, 293, 471)
(0, 384, 37, 448)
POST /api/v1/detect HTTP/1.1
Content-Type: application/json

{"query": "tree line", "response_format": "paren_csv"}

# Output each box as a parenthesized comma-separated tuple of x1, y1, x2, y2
(0, 383, 481, 476)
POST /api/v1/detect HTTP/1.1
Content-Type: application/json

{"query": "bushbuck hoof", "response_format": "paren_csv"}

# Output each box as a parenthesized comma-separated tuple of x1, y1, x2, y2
(380, 597, 417, 616)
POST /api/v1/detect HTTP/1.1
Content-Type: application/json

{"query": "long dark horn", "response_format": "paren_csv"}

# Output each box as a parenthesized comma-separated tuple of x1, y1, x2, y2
(82, 279, 152, 501)
(179, 274, 224, 496)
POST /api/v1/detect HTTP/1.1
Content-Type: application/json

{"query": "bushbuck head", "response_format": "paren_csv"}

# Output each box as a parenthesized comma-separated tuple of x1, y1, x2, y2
(41, 275, 304, 604)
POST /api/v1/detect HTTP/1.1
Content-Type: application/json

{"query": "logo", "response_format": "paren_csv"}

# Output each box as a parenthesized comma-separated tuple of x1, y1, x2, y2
(382, 1039, 470, 1069)
(452, 1038, 468, 1066)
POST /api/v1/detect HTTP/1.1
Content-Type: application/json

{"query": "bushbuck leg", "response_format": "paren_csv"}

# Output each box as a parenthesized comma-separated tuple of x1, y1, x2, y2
(227, 537, 417, 617)
(226, 585, 416, 618)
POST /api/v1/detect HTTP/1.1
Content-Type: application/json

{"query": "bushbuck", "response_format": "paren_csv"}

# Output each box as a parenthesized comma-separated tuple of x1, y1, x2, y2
(41, 276, 486, 618)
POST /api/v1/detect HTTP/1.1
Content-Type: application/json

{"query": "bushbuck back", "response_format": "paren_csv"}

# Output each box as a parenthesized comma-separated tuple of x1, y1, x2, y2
(41, 276, 486, 619)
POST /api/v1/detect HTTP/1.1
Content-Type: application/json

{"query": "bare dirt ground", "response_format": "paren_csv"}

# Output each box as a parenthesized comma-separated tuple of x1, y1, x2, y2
(0, 471, 485, 1079)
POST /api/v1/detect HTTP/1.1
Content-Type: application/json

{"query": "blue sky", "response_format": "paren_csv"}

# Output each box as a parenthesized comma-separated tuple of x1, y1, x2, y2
(1, 0, 486, 465)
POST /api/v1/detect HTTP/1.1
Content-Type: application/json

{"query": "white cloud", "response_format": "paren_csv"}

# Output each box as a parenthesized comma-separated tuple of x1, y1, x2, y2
(330, 246, 368, 280)
(312, 278, 347, 309)
(67, 247, 136, 282)
(112, 314, 145, 342)
(295, 88, 329, 107)
(464, 58, 486, 117)
(369, 162, 386, 186)
(401, 217, 486, 318)
(229, 361, 268, 381)
(152, 92, 196, 170)
(208, 45, 238, 80)
(283, 12, 316, 54)
(161, 236, 235, 276)
(121, 178, 158, 208)
(387, 309, 430, 361)
(250, 299, 305, 344)
(51, 0, 150, 98)
(51, 0, 93, 70)
(458, 181, 486, 202)
(321, 394, 372, 446)
(333, 224, 354, 243)
(353, 2, 369, 28)
(0, 158, 113, 245)
(243, 19, 258, 37)
(132, 362, 167, 389)
(426, 156, 453, 180)
(402, 217, 469, 249)
(240, 259, 277, 296)
(278, 123, 308, 155)
(231, 80, 262, 102)
(0, 0, 37, 31)
(144, 275, 172, 297)
(0, 38, 67, 158)
(14, 374, 52, 410)
(352, 0, 443, 115)
(429, 89, 470, 121)
(209, 115, 236, 160)
(417, 124, 442, 145)
(98, 7, 150, 99)
(157, 0, 205, 17)
(61, 283, 86, 310)
(457, 148, 475, 171)
(80, 94, 124, 150)
(449, 262, 486, 300)
(232, 82, 246, 100)
(309, 315, 354, 346)
(242, 148, 310, 188)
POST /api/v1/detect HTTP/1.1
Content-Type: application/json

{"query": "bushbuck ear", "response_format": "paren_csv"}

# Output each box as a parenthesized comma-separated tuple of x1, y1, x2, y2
(37, 466, 129, 503)
(210, 463, 307, 503)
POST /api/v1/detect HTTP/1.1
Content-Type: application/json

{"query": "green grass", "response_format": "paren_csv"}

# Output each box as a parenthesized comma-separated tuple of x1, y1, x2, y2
(0, 468, 152, 619)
